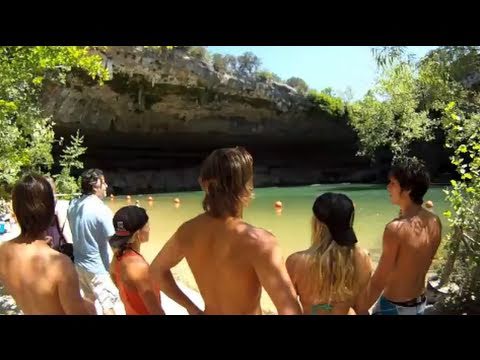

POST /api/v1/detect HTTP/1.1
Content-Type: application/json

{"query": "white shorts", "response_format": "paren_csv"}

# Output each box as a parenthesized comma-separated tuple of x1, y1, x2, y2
(75, 265, 126, 315)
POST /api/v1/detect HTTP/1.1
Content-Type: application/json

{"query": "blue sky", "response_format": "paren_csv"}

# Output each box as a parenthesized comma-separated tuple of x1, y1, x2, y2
(207, 46, 438, 100)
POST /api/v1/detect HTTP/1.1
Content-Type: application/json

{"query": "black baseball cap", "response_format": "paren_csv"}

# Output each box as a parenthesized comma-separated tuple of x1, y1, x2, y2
(109, 206, 149, 248)
(312, 192, 357, 247)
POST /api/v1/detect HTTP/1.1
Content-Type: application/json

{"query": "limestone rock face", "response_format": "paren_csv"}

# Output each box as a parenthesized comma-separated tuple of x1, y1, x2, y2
(41, 46, 374, 193)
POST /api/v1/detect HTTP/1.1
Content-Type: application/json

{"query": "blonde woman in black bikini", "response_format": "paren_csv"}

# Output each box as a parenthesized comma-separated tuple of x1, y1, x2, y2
(286, 193, 373, 315)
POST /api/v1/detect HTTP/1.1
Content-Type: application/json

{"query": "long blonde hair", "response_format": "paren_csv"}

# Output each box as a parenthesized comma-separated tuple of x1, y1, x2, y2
(308, 216, 358, 303)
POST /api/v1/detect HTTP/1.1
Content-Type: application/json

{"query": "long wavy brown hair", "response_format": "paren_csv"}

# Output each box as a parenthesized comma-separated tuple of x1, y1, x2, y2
(200, 147, 254, 218)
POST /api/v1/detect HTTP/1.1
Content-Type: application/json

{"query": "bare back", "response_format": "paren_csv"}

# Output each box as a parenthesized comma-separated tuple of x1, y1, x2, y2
(0, 237, 88, 315)
(173, 213, 299, 314)
(384, 208, 442, 301)
(287, 246, 373, 315)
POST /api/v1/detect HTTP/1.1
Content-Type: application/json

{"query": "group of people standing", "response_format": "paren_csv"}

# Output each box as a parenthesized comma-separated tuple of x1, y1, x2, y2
(0, 147, 442, 315)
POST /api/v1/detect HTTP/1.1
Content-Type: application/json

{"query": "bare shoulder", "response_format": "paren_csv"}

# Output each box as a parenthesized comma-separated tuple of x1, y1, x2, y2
(0, 240, 9, 257)
(354, 246, 373, 270)
(0, 240, 22, 264)
(124, 256, 149, 280)
(286, 251, 302, 264)
(285, 250, 307, 276)
(236, 223, 278, 254)
(178, 213, 209, 232)
(172, 213, 206, 243)
(384, 218, 406, 236)
(355, 246, 371, 262)
(421, 208, 442, 226)
(44, 250, 77, 284)
(49, 250, 74, 271)
(0, 241, 9, 276)
(286, 249, 309, 265)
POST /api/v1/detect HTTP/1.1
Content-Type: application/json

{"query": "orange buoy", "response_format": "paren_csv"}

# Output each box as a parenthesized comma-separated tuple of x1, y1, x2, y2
(274, 201, 283, 209)
(148, 196, 153, 201)
(425, 200, 434, 209)
(174, 198, 180, 204)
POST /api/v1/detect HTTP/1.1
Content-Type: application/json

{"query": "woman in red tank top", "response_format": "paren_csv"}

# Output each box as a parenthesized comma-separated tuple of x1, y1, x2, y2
(109, 206, 164, 315)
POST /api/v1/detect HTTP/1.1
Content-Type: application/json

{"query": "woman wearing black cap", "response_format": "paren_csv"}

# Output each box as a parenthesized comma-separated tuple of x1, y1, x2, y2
(286, 193, 373, 315)
(109, 206, 164, 315)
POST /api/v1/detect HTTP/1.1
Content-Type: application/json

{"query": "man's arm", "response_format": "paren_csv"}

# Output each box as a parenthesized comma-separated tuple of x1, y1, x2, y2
(355, 222, 400, 314)
(150, 230, 202, 315)
(57, 256, 92, 315)
(352, 249, 374, 314)
(99, 206, 115, 262)
(127, 259, 165, 315)
(98, 205, 115, 239)
(252, 230, 301, 315)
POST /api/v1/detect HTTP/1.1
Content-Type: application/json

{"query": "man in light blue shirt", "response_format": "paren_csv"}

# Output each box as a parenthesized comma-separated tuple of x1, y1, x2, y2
(68, 168, 125, 315)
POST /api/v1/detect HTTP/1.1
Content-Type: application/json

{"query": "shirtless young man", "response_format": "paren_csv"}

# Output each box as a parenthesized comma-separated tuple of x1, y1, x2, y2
(150, 147, 301, 315)
(357, 158, 442, 315)
(0, 174, 92, 315)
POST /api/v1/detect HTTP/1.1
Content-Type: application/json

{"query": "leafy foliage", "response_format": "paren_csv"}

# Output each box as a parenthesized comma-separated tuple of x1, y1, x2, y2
(307, 89, 345, 117)
(286, 77, 308, 94)
(0, 46, 108, 198)
(53, 131, 87, 197)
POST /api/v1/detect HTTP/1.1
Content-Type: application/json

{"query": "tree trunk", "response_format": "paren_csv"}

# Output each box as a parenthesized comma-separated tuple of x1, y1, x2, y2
(440, 225, 462, 286)
(469, 260, 480, 294)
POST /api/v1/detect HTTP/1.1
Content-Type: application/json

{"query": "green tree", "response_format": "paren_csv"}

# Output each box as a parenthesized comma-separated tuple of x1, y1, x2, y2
(0, 46, 108, 198)
(236, 52, 262, 78)
(438, 103, 480, 311)
(53, 130, 87, 197)
(418, 46, 480, 113)
(212, 53, 227, 73)
(349, 55, 432, 158)
(371, 46, 409, 69)
(320, 87, 335, 96)
(350, 46, 480, 312)
(338, 86, 354, 104)
(286, 77, 308, 94)
(187, 46, 210, 62)
(308, 89, 345, 117)
(223, 54, 237, 74)
(257, 70, 282, 83)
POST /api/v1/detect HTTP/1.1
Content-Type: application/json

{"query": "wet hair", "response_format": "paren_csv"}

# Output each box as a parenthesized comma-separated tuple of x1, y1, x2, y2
(389, 157, 430, 205)
(12, 173, 55, 237)
(199, 147, 254, 218)
(80, 168, 104, 195)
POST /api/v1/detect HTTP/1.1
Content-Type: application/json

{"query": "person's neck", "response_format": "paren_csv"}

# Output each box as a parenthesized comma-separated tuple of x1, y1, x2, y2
(206, 207, 243, 220)
(129, 240, 141, 253)
(19, 231, 48, 244)
(399, 201, 422, 218)
(89, 192, 102, 200)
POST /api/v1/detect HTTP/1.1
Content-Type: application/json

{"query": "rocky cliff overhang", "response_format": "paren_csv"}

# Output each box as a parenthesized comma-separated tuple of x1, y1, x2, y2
(42, 46, 357, 147)
(41, 46, 374, 193)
